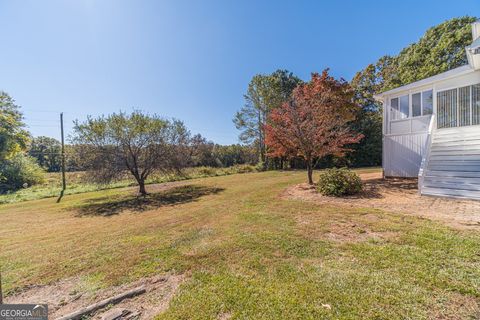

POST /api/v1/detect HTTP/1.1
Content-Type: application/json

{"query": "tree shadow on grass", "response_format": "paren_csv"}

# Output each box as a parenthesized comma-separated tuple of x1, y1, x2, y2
(74, 185, 224, 217)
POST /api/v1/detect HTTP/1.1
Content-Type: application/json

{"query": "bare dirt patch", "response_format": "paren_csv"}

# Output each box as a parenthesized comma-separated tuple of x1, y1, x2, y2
(283, 172, 480, 230)
(5, 274, 184, 319)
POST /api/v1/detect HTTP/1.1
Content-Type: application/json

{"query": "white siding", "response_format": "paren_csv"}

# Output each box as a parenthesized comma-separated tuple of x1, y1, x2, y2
(384, 133, 428, 177)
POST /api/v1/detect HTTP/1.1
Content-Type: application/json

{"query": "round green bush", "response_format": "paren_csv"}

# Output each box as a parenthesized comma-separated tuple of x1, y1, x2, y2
(0, 154, 45, 193)
(317, 168, 362, 197)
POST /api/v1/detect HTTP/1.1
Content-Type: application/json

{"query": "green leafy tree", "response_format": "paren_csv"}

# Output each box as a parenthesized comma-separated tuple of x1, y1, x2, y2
(0, 92, 29, 160)
(233, 70, 301, 165)
(392, 16, 476, 88)
(364, 16, 478, 93)
(0, 92, 45, 192)
(72, 111, 191, 195)
(28, 136, 62, 172)
(348, 64, 383, 167)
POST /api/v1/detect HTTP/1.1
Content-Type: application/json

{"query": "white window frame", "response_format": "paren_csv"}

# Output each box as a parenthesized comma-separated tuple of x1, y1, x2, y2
(410, 88, 433, 118)
(390, 94, 409, 121)
(390, 88, 433, 122)
(390, 96, 401, 121)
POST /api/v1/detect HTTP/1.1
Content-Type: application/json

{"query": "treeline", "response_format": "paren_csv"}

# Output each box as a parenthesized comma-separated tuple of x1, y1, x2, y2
(27, 134, 257, 173)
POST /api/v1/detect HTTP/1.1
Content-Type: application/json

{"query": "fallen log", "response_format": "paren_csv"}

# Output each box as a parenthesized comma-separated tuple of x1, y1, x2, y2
(55, 286, 146, 320)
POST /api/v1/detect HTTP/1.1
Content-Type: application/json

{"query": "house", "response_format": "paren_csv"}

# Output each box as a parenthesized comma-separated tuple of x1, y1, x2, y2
(374, 21, 480, 199)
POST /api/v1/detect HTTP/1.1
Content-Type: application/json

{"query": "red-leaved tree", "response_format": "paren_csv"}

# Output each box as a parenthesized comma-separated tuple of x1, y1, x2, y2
(265, 70, 363, 184)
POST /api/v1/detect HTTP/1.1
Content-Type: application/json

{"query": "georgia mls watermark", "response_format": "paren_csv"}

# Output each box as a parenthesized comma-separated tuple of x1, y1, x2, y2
(0, 304, 48, 320)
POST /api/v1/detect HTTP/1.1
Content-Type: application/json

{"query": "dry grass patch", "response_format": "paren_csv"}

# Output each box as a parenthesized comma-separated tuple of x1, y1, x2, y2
(324, 221, 398, 243)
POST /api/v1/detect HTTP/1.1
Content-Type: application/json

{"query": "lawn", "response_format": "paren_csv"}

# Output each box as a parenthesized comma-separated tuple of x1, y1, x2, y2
(1, 168, 479, 319)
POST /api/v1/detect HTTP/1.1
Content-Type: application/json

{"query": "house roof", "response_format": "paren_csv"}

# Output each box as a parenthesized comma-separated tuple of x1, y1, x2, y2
(373, 64, 474, 101)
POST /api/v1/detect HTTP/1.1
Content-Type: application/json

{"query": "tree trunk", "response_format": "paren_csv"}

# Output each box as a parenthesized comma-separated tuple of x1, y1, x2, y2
(306, 159, 313, 185)
(138, 180, 147, 196)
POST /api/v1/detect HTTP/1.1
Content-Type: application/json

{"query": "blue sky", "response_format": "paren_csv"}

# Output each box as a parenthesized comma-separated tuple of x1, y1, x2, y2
(1, 0, 479, 144)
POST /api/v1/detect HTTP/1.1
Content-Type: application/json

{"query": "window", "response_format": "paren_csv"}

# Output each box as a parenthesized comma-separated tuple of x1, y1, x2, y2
(422, 90, 433, 115)
(393, 90, 433, 119)
(391, 97, 399, 120)
(399, 95, 409, 119)
(412, 93, 421, 117)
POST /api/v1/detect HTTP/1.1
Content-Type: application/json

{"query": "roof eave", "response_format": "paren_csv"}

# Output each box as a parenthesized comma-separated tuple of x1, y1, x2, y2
(374, 65, 474, 98)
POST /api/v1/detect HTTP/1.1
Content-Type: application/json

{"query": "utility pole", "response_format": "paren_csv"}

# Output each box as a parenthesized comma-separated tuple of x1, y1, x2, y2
(57, 112, 66, 203)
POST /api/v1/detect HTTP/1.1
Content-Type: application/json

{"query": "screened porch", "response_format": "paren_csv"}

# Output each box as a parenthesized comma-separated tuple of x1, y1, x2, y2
(437, 83, 480, 129)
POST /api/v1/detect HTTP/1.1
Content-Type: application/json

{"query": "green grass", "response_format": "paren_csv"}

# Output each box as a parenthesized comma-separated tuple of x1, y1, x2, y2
(1, 168, 479, 319)
(0, 165, 257, 204)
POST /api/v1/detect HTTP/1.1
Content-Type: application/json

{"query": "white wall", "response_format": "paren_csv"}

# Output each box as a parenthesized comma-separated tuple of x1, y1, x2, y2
(384, 133, 428, 177)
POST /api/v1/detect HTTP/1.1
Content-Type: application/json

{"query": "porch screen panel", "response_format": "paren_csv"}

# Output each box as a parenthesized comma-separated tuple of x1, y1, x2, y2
(437, 88, 457, 129)
(473, 84, 480, 125)
(459, 86, 471, 127)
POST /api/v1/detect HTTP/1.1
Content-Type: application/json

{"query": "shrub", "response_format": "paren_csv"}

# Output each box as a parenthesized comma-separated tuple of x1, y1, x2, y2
(317, 168, 362, 196)
(255, 161, 266, 172)
(0, 154, 45, 193)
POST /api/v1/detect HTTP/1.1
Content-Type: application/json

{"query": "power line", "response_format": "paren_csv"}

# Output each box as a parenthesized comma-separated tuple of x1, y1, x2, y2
(27, 124, 64, 128)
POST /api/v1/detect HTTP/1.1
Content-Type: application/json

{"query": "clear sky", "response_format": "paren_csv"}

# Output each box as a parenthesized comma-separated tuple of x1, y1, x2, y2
(1, 0, 479, 144)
